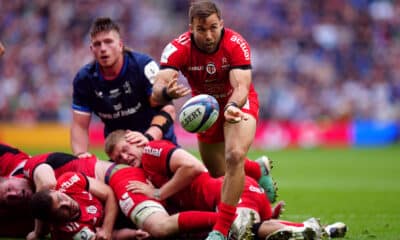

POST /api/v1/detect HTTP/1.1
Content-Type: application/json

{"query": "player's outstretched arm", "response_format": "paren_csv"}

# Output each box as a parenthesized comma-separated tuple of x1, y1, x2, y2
(88, 177, 118, 240)
(71, 111, 92, 157)
(151, 69, 190, 105)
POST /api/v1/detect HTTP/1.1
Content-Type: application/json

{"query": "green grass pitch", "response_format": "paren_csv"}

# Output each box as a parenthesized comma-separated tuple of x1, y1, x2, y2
(2, 144, 399, 239)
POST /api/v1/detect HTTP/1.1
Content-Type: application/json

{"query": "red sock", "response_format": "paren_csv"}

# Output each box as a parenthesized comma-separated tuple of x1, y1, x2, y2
(178, 211, 218, 232)
(244, 158, 262, 180)
(213, 202, 237, 236)
(278, 220, 304, 227)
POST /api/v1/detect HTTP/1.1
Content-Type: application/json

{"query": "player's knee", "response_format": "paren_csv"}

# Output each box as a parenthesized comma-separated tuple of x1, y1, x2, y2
(226, 148, 246, 167)
(148, 219, 176, 238)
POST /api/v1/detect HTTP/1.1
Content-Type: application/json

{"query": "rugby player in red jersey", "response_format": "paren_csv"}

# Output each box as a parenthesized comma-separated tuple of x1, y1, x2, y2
(151, 2, 276, 238)
(106, 130, 348, 240)
(2, 151, 219, 239)
(0, 143, 33, 237)
(31, 172, 117, 240)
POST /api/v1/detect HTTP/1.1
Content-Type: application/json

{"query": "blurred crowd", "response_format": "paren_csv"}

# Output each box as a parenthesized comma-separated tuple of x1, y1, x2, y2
(1, 0, 399, 124)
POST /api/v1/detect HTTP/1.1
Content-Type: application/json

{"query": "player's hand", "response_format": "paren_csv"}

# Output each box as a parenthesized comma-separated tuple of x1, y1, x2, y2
(166, 73, 191, 99)
(76, 152, 93, 158)
(125, 130, 148, 147)
(95, 227, 111, 240)
(126, 180, 155, 198)
(134, 229, 151, 239)
(224, 105, 248, 123)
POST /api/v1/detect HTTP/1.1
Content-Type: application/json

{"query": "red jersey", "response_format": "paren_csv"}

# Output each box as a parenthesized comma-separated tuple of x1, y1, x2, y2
(52, 172, 103, 240)
(160, 29, 259, 143)
(23, 152, 97, 182)
(160, 28, 255, 104)
(141, 140, 272, 219)
(0, 143, 29, 177)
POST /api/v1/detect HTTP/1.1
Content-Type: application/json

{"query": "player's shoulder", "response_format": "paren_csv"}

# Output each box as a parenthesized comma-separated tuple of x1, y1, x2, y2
(125, 50, 154, 66)
(74, 61, 96, 82)
(222, 28, 249, 46)
(172, 31, 192, 47)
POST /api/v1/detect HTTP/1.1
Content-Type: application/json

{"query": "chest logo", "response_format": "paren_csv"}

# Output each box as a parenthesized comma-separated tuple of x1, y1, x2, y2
(206, 63, 216, 75)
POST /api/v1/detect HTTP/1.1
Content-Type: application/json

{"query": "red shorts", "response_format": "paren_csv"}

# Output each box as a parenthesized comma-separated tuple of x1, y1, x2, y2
(197, 90, 259, 143)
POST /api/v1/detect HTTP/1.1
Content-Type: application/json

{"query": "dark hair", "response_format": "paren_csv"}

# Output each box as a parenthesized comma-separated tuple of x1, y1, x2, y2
(189, 1, 221, 23)
(89, 17, 120, 38)
(30, 189, 53, 221)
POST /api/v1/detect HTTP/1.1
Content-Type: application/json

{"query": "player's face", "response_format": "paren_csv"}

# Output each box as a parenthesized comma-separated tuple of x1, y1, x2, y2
(109, 140, 142, 167)
(90, 30, 123, 68)
(50, 190, 81, 222)
(190, 13, 223, 53)
(0, 177, 33, 206)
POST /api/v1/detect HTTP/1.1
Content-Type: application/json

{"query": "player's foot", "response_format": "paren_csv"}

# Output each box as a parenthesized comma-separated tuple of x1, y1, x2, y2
(229, 209, 256, 240)
(271, 200, 285, 219)
(256, 155, 278, 203)
(303, 218, 324, 240)
(324, 222, 347, 238)
(266, 227, 316, 240)
(205, 230, 226, 240)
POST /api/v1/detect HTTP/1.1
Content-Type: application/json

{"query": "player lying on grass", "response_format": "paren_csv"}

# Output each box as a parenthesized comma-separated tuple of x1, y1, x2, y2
(0, 150, 225, 239)
(30, 171, 118, 240)
(106, 130, 347, 239)
(0, 143, 34, 237)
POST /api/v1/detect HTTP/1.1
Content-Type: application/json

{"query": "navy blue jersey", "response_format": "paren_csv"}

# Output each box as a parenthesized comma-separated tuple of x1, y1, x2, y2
(72, 50, 177, 144)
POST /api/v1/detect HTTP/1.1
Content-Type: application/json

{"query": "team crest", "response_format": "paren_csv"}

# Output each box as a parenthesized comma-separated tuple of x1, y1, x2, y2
(123, 81, 132, 94)
(206, 63, 216, 75)
(86, 205, 98, 214)
(94, 90, 103, 98)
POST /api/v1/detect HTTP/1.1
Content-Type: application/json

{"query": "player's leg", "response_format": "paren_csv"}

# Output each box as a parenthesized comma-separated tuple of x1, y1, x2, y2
(255, 219, 317, 240)
(198, 141, 225, 177)
(206, 114, 257, 239)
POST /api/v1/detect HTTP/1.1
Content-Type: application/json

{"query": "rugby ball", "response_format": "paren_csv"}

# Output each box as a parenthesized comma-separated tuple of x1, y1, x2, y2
(178, 94, 219, 133)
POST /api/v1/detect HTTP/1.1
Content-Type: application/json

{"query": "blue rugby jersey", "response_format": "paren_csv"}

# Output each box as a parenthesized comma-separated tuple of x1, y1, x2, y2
(72, 50, 177, 144)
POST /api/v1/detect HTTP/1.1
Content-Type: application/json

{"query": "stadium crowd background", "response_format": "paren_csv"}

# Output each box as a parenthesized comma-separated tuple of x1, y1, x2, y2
(0, 0, 399, 126)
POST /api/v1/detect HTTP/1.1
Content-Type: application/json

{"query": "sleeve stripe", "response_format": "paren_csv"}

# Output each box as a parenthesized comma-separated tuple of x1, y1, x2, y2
(72, 104, 91, 114)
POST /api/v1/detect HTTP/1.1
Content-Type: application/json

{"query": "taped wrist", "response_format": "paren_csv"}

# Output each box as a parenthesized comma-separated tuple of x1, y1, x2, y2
(224, 102, 239, 112)
(144, 133, 154, 141)
(162, 87, 173, 102)
(151, 110, 173, 134)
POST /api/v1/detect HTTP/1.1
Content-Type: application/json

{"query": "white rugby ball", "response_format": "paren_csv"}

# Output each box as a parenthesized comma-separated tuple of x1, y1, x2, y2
(178, 94, 219, 133)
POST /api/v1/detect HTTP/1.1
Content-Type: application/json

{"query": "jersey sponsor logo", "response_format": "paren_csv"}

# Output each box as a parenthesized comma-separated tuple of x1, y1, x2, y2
(206, 63, 216, 75)
(60, 173, 80, 190)
(86, 205, 98, 214)
(119, 192, 135, 216)
(221, 57, 230, 69)
(144, 61, 159, 84)
(161, 43, 178, 63)
(249, 184, 264, 194)
(143, 146, 163, 157)
(109, 89, 121, 99)
(188, 66, 204, 71)
(98, 102, 142, 119)
(230, 35, 250, 61)
(123, 81, 132, 94)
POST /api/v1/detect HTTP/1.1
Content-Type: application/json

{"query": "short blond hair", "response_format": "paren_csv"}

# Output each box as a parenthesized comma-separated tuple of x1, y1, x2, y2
(104, 130, 126, 156)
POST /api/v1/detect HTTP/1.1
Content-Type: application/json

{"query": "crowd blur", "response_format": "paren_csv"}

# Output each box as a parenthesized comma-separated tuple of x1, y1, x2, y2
(1, 0, 399, 124)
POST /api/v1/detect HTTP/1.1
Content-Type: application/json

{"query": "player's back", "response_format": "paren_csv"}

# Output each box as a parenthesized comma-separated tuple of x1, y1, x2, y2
(0, 143, 30, 177)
